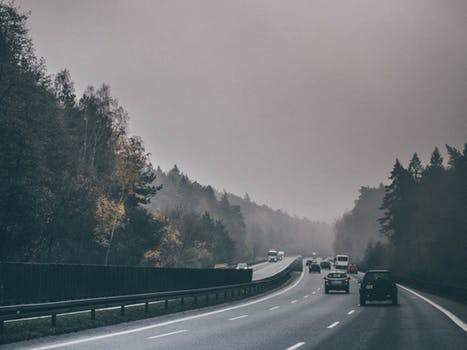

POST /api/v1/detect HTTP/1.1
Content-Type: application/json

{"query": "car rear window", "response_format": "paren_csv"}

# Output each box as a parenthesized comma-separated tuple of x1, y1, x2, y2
(365, 272, 391, 282)
(337, 257, 348, 261)
(328, 273, 347, 278)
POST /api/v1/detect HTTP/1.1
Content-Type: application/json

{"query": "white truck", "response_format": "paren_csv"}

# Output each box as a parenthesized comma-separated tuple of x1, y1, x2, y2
(334, 254, 349, 270)
(267, 250, 279, 262)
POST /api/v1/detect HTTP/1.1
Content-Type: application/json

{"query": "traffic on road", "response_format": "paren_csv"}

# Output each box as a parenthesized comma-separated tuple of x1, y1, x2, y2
(3, 257, 466, 350)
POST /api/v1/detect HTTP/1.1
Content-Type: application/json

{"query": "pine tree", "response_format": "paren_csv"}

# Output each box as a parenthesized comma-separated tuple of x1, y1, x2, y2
(408, 153, 423, 180)
(379, 159, 413, 244)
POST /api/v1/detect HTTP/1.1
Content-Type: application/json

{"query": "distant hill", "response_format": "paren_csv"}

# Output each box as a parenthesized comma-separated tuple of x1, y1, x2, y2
(147, 166, 334, 259)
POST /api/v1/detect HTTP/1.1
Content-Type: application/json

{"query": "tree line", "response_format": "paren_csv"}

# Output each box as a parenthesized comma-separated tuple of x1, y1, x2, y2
(334, 145, 467, 288)
(0, 2, 168, 265)
(150, 166, 334, 260)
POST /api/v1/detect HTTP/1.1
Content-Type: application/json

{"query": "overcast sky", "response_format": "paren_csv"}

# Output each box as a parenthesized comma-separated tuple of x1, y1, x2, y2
(18, 0, 467, 222)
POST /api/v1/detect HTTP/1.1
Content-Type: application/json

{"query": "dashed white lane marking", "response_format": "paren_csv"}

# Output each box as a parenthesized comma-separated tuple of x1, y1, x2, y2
(348, 310, 355, 315)
(398, 284, 467, 333)
(229, 314, 249, 321)
(312, 291, 316, 295)
(304, 295, 309, 298)
(291, 299, 298, 304)
(269, 306, 280, 311)
(286, 341, 306, 350)
(317, 288, 321, 291)
(327, 321, 340, 329)
(28, 269, 306, 350)
(147, 329, 187, 340)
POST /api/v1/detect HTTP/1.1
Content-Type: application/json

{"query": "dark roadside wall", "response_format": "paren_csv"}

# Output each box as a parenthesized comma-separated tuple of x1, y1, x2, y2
(0, 262, 253, 305)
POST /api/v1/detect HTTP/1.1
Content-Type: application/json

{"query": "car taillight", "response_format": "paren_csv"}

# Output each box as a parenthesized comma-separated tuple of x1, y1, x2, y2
(344, 278, 350, 283)
(325, 278, 330, 283)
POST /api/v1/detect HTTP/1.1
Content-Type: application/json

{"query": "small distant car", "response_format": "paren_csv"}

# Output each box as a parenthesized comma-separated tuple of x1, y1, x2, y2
(214, 263, 228, 269)
(309, 263, 321, 273)
(359, 270, 398, 306)
(236, 263, 248, 270)
(324, 271, 350, 293)
(320, 261, 331, 270)
(347, 264, 358, 274)
(306, 259, 313, 267)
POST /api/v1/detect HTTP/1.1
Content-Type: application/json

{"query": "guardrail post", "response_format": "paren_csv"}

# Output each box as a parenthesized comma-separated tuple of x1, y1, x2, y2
(215, 292, 219, 301)
(165, 299, 168, 309)
(0, 319, 4, 334)
(181, 297, 185, 306)
(91, 309, 96, 320)
(224, 291, 227, 299)
(120, 305, 125, 316)
(205, 294, 209, 303)
(145, 302, 149, 313)
(51, 314, 56, 327)
(194, 296, 198, 305)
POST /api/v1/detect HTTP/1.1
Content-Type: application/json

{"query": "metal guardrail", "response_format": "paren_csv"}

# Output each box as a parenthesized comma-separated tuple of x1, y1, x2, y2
(0, 257, 302, 333)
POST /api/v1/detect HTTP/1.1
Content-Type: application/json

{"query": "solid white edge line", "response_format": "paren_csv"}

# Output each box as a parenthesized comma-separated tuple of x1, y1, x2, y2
(327, 321, 339, 329)
(303, 295, 309, 298)
(286, 341, 306, 350)
(291, 299, 298, 304)
(228, 315, 248, 321)
(28, 269, 306, 350)
(397, 284, 467, 333)
(347, 310, 355, 315)
(269, 306, 280, 311)
(147, 329, 187, 340)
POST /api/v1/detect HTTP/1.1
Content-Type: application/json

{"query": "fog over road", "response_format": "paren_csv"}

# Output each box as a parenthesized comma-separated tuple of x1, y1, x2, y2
(4, 262, 466, 350)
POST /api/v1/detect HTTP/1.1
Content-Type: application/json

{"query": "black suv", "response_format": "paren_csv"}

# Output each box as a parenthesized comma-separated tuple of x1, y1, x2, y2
(359, 270, 398, 306)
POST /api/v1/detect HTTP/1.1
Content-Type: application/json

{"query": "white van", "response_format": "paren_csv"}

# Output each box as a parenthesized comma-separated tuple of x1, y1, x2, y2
(334, 254, 349, 270)
(268, 250, 278, 262)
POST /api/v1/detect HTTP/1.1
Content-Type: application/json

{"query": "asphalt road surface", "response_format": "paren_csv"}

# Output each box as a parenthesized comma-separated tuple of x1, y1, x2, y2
(4, 264, 466, 350)
(252, 257, 296, 280)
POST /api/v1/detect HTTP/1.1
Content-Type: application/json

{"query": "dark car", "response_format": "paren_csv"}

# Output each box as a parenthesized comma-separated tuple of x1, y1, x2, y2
(324, 272, 350, 293)
(359, 270, 398, 306)
(347, 263, 358, 274)
(306, 259, 313, 267)
(309, 263, 321, 273)
(320, 261, 331, 270)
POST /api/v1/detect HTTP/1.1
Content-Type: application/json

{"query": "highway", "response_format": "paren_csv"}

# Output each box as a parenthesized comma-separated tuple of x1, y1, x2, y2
(3, 261, 466, 350)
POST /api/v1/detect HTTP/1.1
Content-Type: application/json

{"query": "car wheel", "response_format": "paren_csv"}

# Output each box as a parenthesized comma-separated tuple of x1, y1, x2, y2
(325, 288, 329, 294)
(360, 295, 366, 306)
(346, 287, 350, 294)
(392, 295, 398, 305)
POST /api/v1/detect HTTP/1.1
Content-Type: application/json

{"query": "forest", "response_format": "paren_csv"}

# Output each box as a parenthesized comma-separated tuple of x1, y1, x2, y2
(149, 167, 333, 262)
(0, 2, 332, 268)
(335, 147, 467, 288)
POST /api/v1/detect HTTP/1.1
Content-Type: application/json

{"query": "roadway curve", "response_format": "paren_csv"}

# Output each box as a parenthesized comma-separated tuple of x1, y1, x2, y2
(252, 256, 297, 280)
(4, 263, 466, 350)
